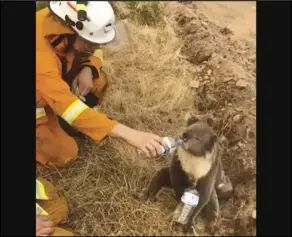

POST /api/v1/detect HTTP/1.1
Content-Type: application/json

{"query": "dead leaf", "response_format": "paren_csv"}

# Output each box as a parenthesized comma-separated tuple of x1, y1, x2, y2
(236, 79, 248, 88)
(223, 77, 233, 82)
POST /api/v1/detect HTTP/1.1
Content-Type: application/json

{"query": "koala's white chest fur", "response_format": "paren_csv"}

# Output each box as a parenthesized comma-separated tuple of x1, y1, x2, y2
(177, 146, 213, 181)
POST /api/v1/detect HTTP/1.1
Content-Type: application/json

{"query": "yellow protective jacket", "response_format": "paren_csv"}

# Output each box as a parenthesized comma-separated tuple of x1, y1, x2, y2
(36, 179, 49, 216)
(36, 8, 117, 142)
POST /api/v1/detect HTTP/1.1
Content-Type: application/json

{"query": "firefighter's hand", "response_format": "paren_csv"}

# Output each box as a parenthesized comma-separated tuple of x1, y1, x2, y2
(77, 67, 94, 96)
(131, 131, 169, 158)
(109, 123, 169, 158)
(36, 215, 54, 236)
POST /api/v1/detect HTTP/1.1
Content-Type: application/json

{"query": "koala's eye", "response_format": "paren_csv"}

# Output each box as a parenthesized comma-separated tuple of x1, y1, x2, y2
(194, 136, 201, 141)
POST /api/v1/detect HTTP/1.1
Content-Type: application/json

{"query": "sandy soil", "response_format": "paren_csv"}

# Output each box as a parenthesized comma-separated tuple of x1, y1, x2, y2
(196, 2, 256, 47)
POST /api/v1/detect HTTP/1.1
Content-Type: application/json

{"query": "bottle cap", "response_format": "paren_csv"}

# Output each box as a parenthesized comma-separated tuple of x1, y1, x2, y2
(160, 137, 170, 155)
(176, 138, 183, 145)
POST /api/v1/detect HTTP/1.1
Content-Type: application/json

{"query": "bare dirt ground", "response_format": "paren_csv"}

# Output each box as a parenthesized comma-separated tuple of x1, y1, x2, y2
(37, 2, 256, 236)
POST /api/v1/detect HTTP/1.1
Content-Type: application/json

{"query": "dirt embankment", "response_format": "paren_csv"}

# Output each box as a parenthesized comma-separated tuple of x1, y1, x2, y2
(164, 2, 256, 235)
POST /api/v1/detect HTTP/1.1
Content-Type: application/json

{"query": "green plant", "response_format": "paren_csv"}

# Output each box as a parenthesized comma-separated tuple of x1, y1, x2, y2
(137, 2, 163, 26)
(111, 2, 164, 27)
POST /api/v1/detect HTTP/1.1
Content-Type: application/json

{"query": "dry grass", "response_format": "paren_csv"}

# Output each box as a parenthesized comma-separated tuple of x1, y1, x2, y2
(37, 2, 256, 236)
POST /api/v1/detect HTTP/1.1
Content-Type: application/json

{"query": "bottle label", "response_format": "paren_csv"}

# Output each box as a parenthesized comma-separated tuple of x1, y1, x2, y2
(181, 191, 199, 206)
(163, 137, 172, 148)
(177, 204, 192, 223)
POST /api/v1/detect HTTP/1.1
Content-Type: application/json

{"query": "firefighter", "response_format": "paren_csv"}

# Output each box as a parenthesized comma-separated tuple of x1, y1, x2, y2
(36, 178, 74, 236)
(36, 1, 168, 169)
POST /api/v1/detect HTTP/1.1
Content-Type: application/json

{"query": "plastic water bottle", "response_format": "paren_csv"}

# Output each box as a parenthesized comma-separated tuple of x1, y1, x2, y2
(161, 137, 183, 156)
(172, 184, 200, 229)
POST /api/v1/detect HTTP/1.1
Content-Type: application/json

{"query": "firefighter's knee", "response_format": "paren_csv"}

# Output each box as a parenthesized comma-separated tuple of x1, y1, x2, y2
(47, 142, 79, 169)
(37, 178, 69, 225)
(36, 124, 79, 169)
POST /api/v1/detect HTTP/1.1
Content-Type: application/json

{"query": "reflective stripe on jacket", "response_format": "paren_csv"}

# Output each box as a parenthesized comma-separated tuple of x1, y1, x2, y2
(36, 179, 49, 216)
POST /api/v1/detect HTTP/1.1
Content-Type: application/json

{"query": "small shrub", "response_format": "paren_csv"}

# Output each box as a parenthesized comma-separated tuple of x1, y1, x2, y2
(131, 2, 164, 27)
(111, 2, 165, 27)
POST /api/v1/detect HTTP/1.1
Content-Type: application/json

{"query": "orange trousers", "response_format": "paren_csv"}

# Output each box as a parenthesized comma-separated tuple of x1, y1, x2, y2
(37, 178, 74, 236)
(36, 108, 78, 169)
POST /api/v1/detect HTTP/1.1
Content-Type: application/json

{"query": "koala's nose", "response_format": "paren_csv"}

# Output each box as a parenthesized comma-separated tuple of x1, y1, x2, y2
(182, 131, 192, 141)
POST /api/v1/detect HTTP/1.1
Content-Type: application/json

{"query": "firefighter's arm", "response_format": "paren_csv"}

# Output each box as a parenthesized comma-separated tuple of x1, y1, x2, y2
(37, 53, 116, 142)
(80, 49, 107, 99)
(37, 53, 169, 157)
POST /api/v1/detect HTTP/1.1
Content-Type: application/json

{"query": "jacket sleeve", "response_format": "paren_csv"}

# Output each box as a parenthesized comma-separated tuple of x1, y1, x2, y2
(37, 52, 117, 142)
(79, 49, 108, 100)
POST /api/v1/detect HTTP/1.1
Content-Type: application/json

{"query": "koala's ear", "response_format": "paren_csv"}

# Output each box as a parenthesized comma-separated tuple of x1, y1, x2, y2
(186, 117, 199, 126)
(185, 112, 200, 126)
(206, 117, 215, 128)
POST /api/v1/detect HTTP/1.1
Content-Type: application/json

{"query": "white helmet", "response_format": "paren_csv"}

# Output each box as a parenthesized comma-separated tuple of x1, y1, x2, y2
(49, 1, 116, 44)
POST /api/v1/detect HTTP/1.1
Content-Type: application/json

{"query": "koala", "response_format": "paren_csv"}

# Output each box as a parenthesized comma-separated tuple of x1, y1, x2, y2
(140, 115, 233, 232)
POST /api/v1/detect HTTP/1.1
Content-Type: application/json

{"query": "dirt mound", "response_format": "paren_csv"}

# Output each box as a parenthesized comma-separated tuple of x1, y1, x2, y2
(37, 2, 256, 236)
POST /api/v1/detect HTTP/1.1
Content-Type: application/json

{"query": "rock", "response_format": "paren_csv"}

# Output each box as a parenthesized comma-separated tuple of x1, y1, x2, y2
(189, 80, 200, 88)
(196, 51, 212, 64)
(201, 32, 211, 38)
(204, 75, 209, 80)
(252, 210, 256, 219)
(207, 69, 212, 76)
(223, 77, 233, 82)
(228, 103, 232, 106)
(246, 128, 255, 139)
(216, 65, 221, 69)
(238, 142, 246, 149)
(201, 21, 208, 26)
(185, 24, 197, 34)
(236, 79, 248, 88)
(233, 114, 242, 123)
